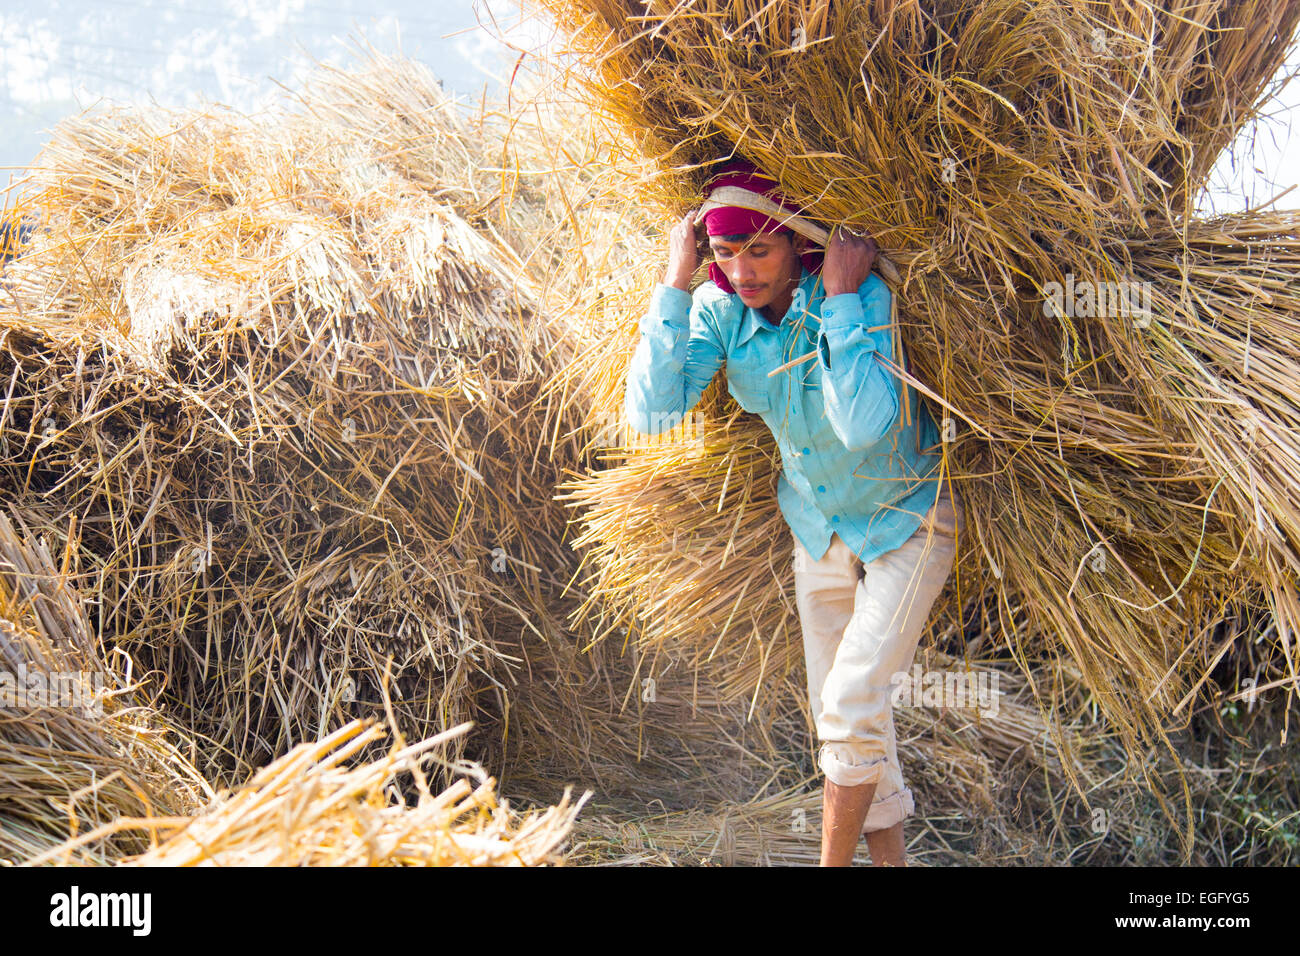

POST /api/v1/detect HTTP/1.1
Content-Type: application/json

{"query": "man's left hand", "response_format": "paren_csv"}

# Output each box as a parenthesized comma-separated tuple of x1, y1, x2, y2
(821, 227, 878, 297)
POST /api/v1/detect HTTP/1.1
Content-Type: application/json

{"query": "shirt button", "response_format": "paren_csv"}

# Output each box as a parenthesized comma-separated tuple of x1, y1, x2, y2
(818, 485, 826, 493)
(832, 515, 840, 523)
(803, 447, 810, 456)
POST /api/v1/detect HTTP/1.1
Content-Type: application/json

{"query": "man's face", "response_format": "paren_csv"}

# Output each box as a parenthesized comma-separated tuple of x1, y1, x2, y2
(708, 231, 805, 312)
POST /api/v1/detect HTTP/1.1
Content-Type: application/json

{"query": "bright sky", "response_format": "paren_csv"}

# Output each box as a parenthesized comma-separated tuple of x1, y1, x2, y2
(1200, 47, 1300, 216)
(0, 1, 1295, 217)
(0, 0, 527, 191)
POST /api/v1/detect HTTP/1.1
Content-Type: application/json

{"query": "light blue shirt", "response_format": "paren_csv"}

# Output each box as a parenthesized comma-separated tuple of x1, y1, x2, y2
(624, 267, 942, 563)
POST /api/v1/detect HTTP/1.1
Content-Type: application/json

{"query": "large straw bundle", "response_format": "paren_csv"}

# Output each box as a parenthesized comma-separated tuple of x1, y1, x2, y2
(533, 0, 1297, 290)
(0, 51, 798, 834)
(0, 61, 590, 785)
(528, 0, 1300, 798)
(0, 510, 209, 864)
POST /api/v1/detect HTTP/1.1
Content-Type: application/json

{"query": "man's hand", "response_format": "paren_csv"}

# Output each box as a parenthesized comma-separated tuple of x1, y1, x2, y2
(821, 227, 878, 297)
(663, 210, 700, 291)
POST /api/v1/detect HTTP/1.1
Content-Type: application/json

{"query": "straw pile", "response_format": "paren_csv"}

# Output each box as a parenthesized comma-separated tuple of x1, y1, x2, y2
(0, 58, 592, 786)
(529, 0, 1300, 796)
(0, 51, 773, 861)
(31, 720, 587, 867)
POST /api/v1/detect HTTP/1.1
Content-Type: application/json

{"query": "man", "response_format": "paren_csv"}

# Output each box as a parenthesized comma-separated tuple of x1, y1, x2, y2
(625, 159, 962, 866)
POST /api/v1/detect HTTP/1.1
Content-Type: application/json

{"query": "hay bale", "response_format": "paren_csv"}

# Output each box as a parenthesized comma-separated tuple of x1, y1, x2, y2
(0, 69, 584, 785)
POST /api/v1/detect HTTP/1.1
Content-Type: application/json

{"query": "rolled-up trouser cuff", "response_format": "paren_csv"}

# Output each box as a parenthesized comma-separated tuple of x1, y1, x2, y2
(819, 741, 887, 787)
(863, 786, 914, 832)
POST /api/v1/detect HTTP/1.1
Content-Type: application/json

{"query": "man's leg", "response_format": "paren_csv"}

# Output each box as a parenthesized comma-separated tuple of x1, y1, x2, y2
(821, 778, 877, 866)
(865, 820, 906, 867)
(815, 488, 961, 865)
(795, 526, 938, 866)
(859, 709, 912, 865)
(821, 717, 912, 866)
(793, 533, 867, 865)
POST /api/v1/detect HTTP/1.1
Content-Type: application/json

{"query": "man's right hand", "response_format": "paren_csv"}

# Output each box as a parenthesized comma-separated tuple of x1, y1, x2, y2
(822, 227, 878, 297)
(663, 210, 700, 291)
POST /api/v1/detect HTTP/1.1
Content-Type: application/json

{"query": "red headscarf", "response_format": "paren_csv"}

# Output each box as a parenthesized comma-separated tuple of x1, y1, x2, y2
(700, 158, 824, 294)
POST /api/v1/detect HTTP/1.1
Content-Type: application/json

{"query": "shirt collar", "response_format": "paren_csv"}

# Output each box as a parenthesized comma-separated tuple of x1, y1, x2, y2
(736, 267, 814, 347)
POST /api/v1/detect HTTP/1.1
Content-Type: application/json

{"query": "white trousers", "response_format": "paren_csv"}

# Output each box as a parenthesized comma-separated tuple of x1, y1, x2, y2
(793, 485, 961, 832)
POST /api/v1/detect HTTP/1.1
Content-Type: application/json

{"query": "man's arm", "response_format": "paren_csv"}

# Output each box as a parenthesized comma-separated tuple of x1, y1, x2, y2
(624, 210, 726, 435)
(624, 283, 726, 435)
(817, 232, 900, 452)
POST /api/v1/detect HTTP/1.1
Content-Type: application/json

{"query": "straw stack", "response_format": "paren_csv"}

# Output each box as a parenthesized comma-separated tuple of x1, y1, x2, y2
(0, 63, 586, 785)
(528, 0, 1300, 791)
(30, 720, 588, 867)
